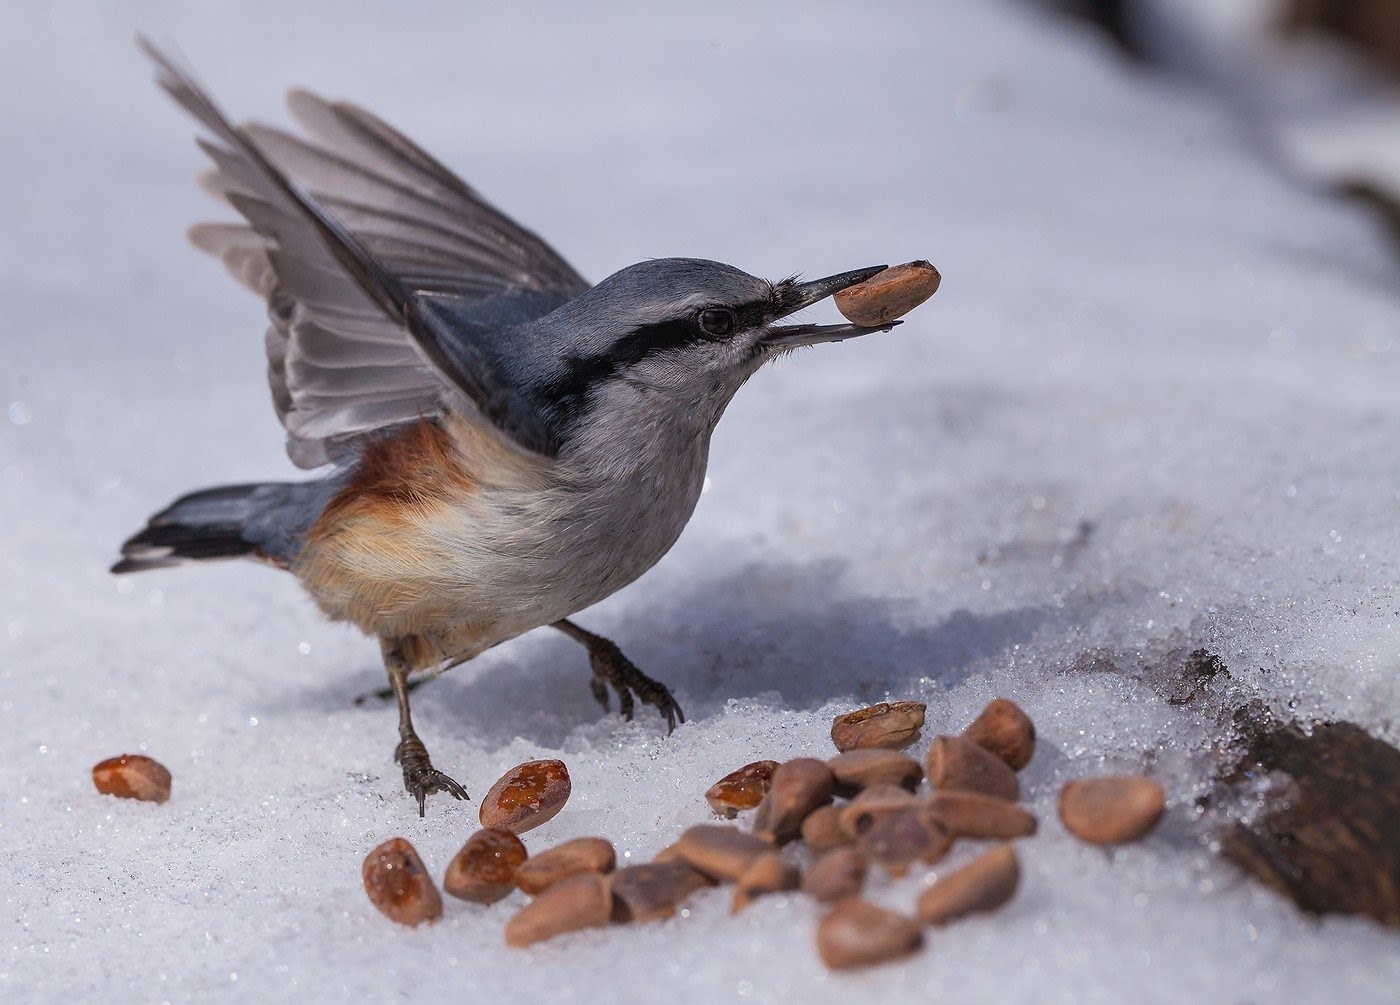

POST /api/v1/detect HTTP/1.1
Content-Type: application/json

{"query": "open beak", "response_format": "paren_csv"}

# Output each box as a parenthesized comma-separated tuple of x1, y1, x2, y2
(765, 265, 902, 349)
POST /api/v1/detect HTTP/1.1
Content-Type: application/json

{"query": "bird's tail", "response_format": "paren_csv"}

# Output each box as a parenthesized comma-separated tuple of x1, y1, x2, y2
(112, 483, 286, 574)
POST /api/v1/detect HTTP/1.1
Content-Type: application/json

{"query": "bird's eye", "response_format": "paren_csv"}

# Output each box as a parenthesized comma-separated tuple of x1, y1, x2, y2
(698, 307, 736, 338)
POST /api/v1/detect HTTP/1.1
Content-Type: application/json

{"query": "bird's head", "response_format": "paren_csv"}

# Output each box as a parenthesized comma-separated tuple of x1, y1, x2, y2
(528, 258, 897, 447)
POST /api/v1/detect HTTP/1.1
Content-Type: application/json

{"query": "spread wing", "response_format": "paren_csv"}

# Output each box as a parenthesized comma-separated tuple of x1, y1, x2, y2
(141, 38, 589, 467)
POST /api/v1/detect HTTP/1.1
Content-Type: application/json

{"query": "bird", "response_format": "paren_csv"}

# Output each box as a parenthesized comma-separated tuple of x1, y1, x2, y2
(115, 39, 903, 816)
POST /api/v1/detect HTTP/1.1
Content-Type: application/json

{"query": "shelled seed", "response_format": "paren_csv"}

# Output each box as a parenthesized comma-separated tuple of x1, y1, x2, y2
(609, 862, 711, 923)
(816, 898, 923, 969)
(963, 698, 1036, 771)
(838, 783, 919, 838)
(831, 701, 927, 752)
(514, 836, 615, 896)
(731, 852, 801, 913)
(1059, 775, 1165, 845)
(916, 843, 1020, 925)
(443, 827, 528, 905)
(833, 261, 941, 328)
(91, 754, 171, 804)
(859, 805, 953, 877)
(751, 758, 836, 844)
(705, 760, 780, 818)
(802, 846, 867, 903)
(504, 873, 611, 947)
(480, 759, 571, 834)
(928, 791, 1037, 839)
(925, 735, 1020, 801)
(362, 838, 442, 927)
(828, 749, 923, 797)
(673, 824, 774, 881)
(800, 805, 854, 854)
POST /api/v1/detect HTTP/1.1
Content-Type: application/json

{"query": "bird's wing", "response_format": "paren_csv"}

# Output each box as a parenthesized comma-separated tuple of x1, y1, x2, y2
(142, 39, 589, 467)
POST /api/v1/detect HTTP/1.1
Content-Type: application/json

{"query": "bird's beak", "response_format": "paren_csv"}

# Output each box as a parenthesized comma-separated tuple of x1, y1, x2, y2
(764, 265, 902, 349)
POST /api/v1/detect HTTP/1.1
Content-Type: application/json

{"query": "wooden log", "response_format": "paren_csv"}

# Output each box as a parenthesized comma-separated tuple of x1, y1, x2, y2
(1220, 719, 1400, 927)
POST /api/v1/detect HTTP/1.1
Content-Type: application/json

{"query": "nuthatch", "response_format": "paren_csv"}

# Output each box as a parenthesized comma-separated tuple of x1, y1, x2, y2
(115, 41, 903, 815)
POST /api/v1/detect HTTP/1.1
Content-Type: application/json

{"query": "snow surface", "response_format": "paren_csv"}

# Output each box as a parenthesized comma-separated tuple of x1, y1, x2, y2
(2, 1, 1398, 1001)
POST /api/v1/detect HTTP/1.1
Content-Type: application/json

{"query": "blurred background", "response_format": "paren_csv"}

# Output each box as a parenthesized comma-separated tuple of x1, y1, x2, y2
(1049, 0, 1400, 243)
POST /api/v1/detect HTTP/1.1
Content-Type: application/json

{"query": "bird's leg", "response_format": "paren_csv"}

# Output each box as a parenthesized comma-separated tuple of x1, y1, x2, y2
(382, 640, 469, 816)
(353, 673, 430, 707)
(551, 619, 685, 733)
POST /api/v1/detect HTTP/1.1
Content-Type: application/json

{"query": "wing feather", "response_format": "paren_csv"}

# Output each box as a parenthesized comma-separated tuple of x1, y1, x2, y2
(286, 90, 587, 292)
(140, 38, 587, 467)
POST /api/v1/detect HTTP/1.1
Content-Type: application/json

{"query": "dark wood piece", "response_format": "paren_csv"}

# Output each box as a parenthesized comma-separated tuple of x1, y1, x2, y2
(1221, 720, 1400, 926)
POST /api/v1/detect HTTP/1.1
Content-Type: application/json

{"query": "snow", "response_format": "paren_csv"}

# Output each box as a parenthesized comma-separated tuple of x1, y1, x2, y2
(3, 0, 1398, 1001)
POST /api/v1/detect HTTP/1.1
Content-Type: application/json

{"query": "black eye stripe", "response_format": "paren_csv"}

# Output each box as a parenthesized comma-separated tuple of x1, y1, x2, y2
(540, 296, 777, 434)
(736, 302, 769, 329)
(542, 318, 696, 417)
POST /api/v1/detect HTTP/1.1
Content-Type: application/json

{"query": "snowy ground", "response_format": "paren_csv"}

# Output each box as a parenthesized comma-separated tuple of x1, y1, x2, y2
(3, 1, 1398, 1001)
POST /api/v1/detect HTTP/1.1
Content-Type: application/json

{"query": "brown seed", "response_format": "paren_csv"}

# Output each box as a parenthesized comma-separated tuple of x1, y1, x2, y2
(751, 758, 836, 843)
(91, 754, 171, 804)
(649, 844, 720, 891)
(858, 805, 954, 877)
(731, 852, 801, 913)
(800, 805, 854, 854)
(927, 791, 1037, 840)
(925, 735, 1020, 801)
(705, 760, 780, 818)
(514, 836, 616, 896)
(963, 698, 1036, 771)
(828, 749, 923, 797)
(673, 824, 774, 881)
(443, 827, 528, 904)
(838, 783, 919, 839)
(802, 846, 867, 903)
(830, 700, 927, 752)
(362, 838, 442, 927)
(504, 872, 611, 947)
(832, 261, 941, 328)
(479, 759, 571, 834)
(916, 843, 1020, 925)
(609, 862, 711, 923)
(816, 898, 923, 970)
(1059, 775, 1165, 845)
(651, 842, 687, 866)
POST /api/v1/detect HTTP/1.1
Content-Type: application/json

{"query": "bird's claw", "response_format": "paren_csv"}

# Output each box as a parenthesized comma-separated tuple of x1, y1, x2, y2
(588, 675, 610, 713)
(586, 639, 685, 734)
(394, 735, 469, 817)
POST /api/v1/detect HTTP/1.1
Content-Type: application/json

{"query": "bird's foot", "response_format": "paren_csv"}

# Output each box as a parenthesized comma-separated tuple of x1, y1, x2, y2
(393, 732, 469, 817)
(586, 638, 686, 734)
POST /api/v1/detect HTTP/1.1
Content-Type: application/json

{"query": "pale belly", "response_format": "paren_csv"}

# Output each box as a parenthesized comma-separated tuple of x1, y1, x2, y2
(288, 406, 712, 671)
(292, 466, 703, 671)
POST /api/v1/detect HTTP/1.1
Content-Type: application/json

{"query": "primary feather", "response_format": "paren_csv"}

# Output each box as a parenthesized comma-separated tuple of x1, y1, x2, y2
(140, 37, 588, 466)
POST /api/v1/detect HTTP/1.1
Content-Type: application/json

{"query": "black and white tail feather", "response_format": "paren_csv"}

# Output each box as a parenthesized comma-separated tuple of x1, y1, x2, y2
(113, 480, 341, 574)
(113, 484, 279, 573)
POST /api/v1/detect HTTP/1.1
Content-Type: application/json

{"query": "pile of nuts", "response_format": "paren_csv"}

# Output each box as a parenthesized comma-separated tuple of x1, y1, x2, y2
(356, 698, 1166, 969)
(84, 699, 1164, 970)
